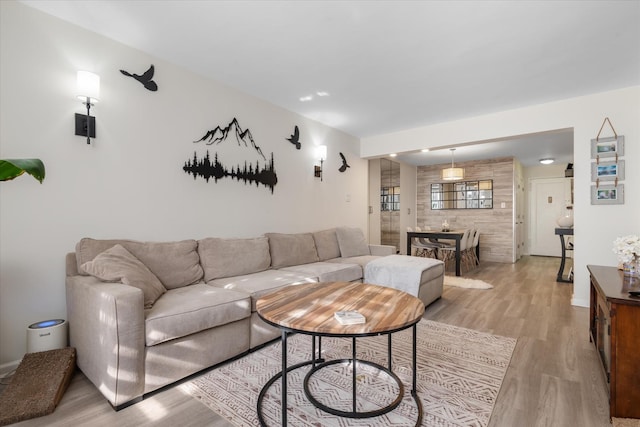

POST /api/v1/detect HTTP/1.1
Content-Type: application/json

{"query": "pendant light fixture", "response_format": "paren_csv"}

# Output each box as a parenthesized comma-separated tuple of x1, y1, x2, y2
(441, 148, 464, 181)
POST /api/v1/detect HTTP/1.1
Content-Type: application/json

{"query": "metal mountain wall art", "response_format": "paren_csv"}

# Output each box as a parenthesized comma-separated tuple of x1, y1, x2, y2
(120, 64, 158, 91)
(183, 118, 278, 193)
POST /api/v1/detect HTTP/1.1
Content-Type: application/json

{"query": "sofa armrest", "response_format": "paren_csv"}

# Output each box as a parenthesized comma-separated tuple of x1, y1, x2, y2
(66, 275, 145, 408)
(369, 244, 396, 256)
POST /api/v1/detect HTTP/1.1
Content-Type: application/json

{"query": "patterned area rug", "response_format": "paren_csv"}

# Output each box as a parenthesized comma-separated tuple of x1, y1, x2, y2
(181, 320, 516, 426)
(444, 276, 493, 289)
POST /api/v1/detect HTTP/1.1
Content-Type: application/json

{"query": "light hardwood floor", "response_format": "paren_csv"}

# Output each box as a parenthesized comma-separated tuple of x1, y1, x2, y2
(4, 255, 612, 426)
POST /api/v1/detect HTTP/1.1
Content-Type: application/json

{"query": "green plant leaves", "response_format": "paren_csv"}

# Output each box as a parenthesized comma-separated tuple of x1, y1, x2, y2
(0, 159, 45, 183)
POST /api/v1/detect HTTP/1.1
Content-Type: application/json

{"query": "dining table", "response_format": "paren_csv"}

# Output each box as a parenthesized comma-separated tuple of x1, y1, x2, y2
(406, 229, 478, 277)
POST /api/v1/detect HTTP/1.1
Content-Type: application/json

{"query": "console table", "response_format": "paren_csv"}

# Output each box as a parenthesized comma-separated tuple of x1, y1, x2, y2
(587, 265, 640, 419)
(555, 228, 573, 283)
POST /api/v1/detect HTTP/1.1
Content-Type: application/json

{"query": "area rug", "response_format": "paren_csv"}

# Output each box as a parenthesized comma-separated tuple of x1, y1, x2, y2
(181, 320, 516, 426)
(444, 275, 493, 289)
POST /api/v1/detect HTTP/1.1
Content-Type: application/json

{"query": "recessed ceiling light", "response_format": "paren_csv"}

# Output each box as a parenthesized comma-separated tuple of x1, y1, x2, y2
(389, 153, 397, 157)
(316, 91, 330, 97)
(539, 158, 554, 165)
(299, 95, 313, 102)
(421, 149, 429, 153)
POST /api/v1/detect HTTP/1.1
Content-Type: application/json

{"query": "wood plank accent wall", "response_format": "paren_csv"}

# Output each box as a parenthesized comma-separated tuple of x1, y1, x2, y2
(417, 157, 515, 263)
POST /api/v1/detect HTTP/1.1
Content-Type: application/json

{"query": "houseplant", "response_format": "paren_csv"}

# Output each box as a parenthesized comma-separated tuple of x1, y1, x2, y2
(0, 159, 45, 183)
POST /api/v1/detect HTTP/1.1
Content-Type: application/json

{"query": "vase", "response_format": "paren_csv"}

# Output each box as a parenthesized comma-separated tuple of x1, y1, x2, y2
(623, 257, 640, 278)
(557, 207, 574, 228)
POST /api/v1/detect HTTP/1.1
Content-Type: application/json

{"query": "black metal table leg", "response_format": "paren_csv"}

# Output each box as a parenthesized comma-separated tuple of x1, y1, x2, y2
(303, 337, 404, 418)
(455, 236, 462, 276)
(412, 324, 423, 426)
(352, 337, 357, 413)
(282, 330, 287, 426)
(388, 333, 392, 371)
(555, 228, 574, 283)
(259, 328, 422, 424)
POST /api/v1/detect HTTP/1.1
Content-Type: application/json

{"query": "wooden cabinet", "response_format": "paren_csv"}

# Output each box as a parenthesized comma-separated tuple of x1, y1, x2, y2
(588, 265, 640, 419)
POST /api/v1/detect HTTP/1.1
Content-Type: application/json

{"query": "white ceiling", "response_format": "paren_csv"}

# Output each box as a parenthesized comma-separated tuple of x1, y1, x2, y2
(19, 0, 640, 166)
(393, 127, 575, 167)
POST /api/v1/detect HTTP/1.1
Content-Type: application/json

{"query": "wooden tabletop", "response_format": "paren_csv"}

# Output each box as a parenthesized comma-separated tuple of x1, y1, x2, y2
(587, 264, 640, 306)
(408, 230, 465, 237)
(256, 281, 425, 336)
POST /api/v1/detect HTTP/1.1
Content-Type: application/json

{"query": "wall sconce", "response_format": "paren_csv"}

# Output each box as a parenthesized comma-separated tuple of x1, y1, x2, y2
(441, 148, 465, 181)
(314, 145, 327, 181)
(75, 71, 100, 144)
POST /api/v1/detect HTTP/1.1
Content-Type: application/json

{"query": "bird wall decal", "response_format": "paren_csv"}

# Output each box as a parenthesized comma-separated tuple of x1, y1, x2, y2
(339, 152, 351, 172)
(120, 64, 158, 91)
(286, 125, 301, 149)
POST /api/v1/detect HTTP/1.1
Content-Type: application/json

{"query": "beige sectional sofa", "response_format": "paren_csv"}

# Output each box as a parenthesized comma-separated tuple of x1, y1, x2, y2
(65, 227, 396, 409)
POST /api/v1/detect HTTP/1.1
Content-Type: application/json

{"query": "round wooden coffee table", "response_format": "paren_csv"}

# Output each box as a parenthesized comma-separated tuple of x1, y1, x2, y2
(256, 281, 425, 426)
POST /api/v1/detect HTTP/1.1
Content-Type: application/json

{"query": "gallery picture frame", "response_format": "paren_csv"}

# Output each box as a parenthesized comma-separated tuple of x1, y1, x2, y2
(591, 160, 625, 182)
(590, 136, 625, 159)
(591, 184, 624, 205)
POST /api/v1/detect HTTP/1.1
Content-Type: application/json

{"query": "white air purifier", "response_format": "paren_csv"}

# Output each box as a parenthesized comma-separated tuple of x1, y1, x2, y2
(26, 319, 68, 353)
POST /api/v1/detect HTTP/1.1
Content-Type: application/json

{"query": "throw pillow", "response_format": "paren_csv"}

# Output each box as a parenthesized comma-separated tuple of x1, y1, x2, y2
(198, 237, 271, 282)
(75, 238, 203, 289)
(313, 229, 341, 261)
(335, 227, 370, 258)
(266, 233, 319, 268)
(81, 244, 166, 308)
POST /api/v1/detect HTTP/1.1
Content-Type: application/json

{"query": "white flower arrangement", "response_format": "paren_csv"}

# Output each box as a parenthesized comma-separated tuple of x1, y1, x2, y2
(612, 234, 640, 264)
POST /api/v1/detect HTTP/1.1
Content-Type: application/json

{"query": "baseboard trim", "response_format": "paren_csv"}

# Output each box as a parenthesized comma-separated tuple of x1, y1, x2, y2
(0, 359, 21, 378)
(571, 297, 589, 308)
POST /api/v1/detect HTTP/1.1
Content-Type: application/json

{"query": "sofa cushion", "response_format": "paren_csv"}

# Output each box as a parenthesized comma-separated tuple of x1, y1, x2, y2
(364, 255, 444, 297)
(76, 238, 203, 289)
(313, 229, 342, 261)
(208, 270, 316, 311)
(145, 284, 250, 346)
(279, 262, 362, 283)
(335, 227, 370, 257)
(327, 255, 381, 271)
(198, 237, 271, 282)
(266, 233, 319, 268)
(81, 244, 166, 308)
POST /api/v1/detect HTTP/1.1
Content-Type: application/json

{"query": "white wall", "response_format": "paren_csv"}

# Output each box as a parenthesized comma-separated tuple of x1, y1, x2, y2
(0, 2, 368, 366)
(362, 86, 640, 308)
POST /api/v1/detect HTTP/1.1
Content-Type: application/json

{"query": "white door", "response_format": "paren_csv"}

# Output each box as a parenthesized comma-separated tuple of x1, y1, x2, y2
(529, 178, 571, 256)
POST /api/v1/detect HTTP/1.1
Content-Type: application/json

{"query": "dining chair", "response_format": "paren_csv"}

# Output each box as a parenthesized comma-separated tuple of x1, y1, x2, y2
(470, 229, 480, 266)
(439, 228, 471, 272)
(407, 227, 438, 258)
(462, 229, 478, 269)
(416, 226, 447, 258)
(416, 226, 450, 247)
